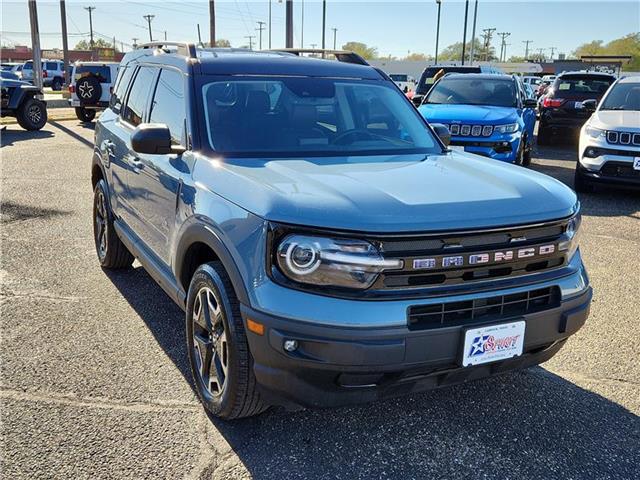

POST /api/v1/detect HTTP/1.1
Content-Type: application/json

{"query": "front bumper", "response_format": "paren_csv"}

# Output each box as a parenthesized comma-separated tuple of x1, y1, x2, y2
(450, 132, 521, 163)
(243, 257, 592, 409)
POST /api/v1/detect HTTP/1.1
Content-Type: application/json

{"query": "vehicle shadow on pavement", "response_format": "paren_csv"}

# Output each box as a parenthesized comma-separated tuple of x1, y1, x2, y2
(103, 263, 639, 479)
(211, 369, 639, 479)
(48, 120, 95, 149)
(1, 127, 54, 147)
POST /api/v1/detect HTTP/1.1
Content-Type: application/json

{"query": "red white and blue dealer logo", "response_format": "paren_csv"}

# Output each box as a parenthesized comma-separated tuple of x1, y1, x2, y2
(468, 334, 522, 357)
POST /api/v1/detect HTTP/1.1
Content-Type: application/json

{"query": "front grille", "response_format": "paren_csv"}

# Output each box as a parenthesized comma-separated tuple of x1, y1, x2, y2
(607, 130, 640, 146)
(408, 286, 560, 330)
(600, 162, 640, 179)
(447, 123, 493, 137)
(372, 221, 569, 291)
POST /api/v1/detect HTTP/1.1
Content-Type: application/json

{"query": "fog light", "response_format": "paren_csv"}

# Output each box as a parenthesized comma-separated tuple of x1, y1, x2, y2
(283, 339, 298, 352)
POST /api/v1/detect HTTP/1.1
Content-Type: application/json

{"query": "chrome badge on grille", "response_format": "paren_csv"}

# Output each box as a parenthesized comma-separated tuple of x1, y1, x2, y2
(412, 244, 556, 270)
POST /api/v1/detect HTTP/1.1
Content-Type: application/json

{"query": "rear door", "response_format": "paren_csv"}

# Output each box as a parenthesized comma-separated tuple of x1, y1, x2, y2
(124, 67, 188, 263)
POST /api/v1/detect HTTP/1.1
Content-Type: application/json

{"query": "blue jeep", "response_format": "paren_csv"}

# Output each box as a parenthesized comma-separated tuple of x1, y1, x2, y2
(419, 74, 537, 165)
(92, 43, 591, 419)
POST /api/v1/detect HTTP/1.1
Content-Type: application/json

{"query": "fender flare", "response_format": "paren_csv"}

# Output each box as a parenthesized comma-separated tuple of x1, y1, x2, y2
(174, 222, 251, 306)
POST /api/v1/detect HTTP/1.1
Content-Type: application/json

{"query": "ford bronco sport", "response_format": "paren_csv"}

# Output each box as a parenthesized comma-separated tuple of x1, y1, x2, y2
(92, 42, 592, 419)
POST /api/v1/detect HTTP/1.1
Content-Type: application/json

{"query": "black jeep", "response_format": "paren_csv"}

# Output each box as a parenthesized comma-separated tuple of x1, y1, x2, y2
(0, 74, 48, 131)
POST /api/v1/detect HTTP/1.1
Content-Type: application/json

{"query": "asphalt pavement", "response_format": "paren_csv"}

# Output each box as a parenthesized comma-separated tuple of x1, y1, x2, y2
(1, 120, 639, 479)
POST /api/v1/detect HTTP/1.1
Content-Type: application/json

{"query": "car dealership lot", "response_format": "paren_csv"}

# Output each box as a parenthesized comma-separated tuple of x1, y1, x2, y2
(1, 121, 639, 479)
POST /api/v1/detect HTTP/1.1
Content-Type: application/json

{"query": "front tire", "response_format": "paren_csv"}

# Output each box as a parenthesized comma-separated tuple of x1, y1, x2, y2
(93, 179, 134, 269)
(522, 136, 532, 167)
(75, 107, 96, 123)
(186, 262, 267, 420)
(16, 97, 47, 131)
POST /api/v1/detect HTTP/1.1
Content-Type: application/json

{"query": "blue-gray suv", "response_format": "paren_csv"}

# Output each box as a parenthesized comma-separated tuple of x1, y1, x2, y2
(92, 42, 592, 419)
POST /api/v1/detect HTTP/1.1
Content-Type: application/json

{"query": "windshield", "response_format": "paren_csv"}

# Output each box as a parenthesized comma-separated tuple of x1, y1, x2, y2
(201, 77, 439, 156)
(425, 77, 517, 108)
(416, 67, 481, 94)
(599, 83, 640, 111)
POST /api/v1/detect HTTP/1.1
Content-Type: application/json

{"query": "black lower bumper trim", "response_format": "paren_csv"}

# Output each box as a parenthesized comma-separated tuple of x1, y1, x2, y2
(242, 287, 592, 409)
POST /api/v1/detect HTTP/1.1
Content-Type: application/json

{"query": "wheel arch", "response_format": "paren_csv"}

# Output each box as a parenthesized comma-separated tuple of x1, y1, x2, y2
(175, 223, 250, 306)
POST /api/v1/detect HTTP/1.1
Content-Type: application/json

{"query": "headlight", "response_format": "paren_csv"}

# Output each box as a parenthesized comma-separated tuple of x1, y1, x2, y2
(276, 234, 403, 289)
(584, 125, 605, 139)
(558, 212, 582, 259)
(495, 123, 519, 134)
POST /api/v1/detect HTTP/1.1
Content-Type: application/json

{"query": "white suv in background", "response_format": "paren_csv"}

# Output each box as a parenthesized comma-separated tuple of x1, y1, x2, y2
(389, 73, 416, 93)
(575, 76, 640, 192)
(21, 59, 66, 90)
(68, 61, 119, 122)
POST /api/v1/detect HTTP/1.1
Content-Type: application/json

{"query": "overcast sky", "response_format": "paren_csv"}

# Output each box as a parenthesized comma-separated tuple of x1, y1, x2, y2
(2, 1, 638, 58)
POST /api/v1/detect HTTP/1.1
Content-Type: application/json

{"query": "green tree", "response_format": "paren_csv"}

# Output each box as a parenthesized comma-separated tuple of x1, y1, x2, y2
(573, 33, 640, 70)
(74, 38, 118, 51)
(438, 39, 484, 62)
(341, 41, 378, 59)
(205, 39, 231, 48)
(404, 52, 433, 62)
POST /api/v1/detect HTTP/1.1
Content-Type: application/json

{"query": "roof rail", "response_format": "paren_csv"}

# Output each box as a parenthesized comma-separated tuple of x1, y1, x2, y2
(137, 41, 197, 59)
(270, 48, 369, 66)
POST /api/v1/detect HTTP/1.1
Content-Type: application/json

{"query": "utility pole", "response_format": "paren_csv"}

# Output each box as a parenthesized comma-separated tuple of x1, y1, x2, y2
(537, 48, 546, 61)
(59, 0, 69, 88)
(268, 0, 272, 49)
(84, 6, 96, 59)
(132, 37, 138, 49)
(434, 0, 442, 64)
(461, 0, 469, 65)
(28, 0, 43, 92)
(245, 35, 255, 50)
(321, 0, 327, 51)
(481, 27, 496, 62)
(469, 0, 478, 65)
(197, 24, 203, 46)
(256, 21, 266, 50)
(143, 14, 155, 42)
(497, 32, 510, 62)
(301, 0, 304, 48)
(164, 31, 167, 41)
(522, 40, 533, 60)
(209, 0, 215, 47)
(331, 27, 337, 50)
(285, 0, 293, 48)
(549, 46, 556, 60)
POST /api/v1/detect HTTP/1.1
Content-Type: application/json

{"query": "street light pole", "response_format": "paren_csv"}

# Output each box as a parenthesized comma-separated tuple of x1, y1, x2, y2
(321, 0, 326, 51)
(461, 0, 469, 65)
(143, 14, 155, 42)
(209, 0, 215, 47)
(60, 0, 69, 88)
(332, 27, 337, 50)
(285, 0, 293, 48)
(434, 0, 442, 65)
(469, 0, 478, 64)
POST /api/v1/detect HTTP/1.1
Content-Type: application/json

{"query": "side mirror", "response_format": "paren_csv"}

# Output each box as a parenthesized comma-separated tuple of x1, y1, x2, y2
(131, 123, 185, 155)
(431, 123, 451, 147)
(582, 99, 597, 112)
(412, 94, 424, 107)
(523, 98, 538, 109)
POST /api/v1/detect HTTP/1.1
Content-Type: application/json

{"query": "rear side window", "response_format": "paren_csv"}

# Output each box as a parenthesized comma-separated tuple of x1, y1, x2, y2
(23, 62, 33, 70)
(46, 62, 58, 70)
(122, 66, 158, 126)
(149, 69, 186, 145)
(75, 65, 112, 83)
(110, 66, 134, 113)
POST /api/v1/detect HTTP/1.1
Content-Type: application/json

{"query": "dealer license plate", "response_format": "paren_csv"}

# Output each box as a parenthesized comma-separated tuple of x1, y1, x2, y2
(450, 145, 465, 152)
(574, 101, 584, 109)
(634, 158, 640, 171)
(462, 321, 525, 367)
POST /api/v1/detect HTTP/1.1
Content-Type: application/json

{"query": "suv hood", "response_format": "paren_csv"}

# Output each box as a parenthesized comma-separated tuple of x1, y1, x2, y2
(419, 104, 518, 125)
(589, 110, 640, 132)
(194, 153, 577, 233)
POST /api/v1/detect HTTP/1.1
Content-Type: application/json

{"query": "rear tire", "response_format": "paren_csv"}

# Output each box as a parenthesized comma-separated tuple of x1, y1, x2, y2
(75, 107, 96, 123)
(537, 125, 550, 146)
(186, 262, 267, 420)
(16, 97, 47, 131)
(574, 166, 594, 193)
(51, 77, 63, 91)
(93, 179, 134, 269)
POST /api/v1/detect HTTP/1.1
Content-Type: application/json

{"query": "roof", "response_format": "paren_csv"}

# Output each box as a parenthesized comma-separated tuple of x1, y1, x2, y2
(122, 44, 382, 80)
(442, 73, 511, 80)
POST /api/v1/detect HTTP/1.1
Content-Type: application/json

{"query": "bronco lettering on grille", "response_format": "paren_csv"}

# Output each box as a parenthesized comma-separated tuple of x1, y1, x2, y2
(412, 244, 557, 270)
